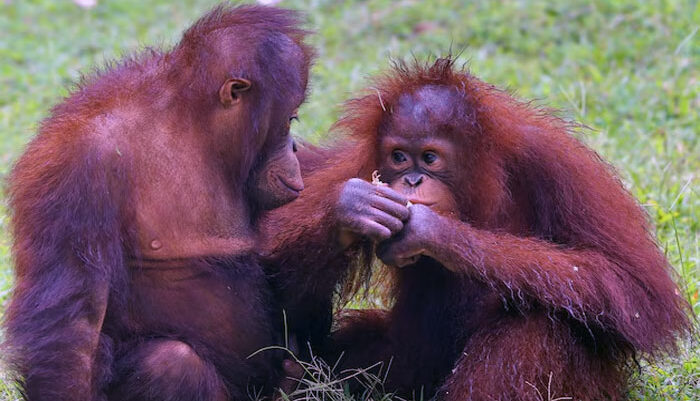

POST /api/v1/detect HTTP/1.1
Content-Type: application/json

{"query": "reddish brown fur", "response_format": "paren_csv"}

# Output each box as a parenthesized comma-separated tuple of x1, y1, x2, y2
(261, 58, 691, 400)
(3, 4, 312, 400)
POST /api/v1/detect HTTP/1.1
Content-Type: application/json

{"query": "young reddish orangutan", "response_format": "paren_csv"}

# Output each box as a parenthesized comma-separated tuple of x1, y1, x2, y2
(261, 58, 690, 400)
(3, 5, 312, 401)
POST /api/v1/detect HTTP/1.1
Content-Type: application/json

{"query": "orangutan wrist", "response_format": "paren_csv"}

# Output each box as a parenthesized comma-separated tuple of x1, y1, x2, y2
(421, 216, 463, 265)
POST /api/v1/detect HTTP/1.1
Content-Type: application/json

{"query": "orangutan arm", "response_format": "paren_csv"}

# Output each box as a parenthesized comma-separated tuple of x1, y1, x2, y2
(258, 147, 408, 348)
(378, 204, 685, 352)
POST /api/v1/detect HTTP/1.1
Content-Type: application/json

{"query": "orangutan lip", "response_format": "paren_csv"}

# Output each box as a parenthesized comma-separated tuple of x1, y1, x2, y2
(408, 199, 436, 207)
(278, 176, 303, 194)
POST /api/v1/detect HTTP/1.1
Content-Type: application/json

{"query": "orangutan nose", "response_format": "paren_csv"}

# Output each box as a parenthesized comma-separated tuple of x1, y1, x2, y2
(404, 173, 424, 187)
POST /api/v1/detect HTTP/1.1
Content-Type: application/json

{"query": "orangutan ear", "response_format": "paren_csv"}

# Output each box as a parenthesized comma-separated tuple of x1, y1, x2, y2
(219, 78, 252, 107)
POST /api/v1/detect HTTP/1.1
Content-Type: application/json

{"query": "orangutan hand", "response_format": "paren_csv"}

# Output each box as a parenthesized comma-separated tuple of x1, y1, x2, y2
(335, 178, 410, 246)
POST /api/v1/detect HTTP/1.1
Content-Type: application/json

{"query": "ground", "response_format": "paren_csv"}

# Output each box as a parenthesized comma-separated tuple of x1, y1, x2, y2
(0, 0, 697, 400)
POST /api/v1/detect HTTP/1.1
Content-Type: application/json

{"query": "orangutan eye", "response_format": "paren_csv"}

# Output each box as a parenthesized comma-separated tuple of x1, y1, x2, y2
(392, 150, 407, 163)
(423, 151, 438, 165)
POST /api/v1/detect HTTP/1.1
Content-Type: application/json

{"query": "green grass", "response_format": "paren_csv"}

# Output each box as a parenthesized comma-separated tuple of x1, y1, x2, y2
(0, 0, 698, 399)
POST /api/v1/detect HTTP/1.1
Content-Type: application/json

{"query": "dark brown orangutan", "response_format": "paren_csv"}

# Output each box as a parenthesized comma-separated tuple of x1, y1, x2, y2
(3, 5, 312, 401)
(260, 58, 690, 400)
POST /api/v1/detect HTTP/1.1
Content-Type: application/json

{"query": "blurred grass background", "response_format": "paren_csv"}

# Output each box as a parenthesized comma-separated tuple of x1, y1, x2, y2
(0, 0, 697, 399)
